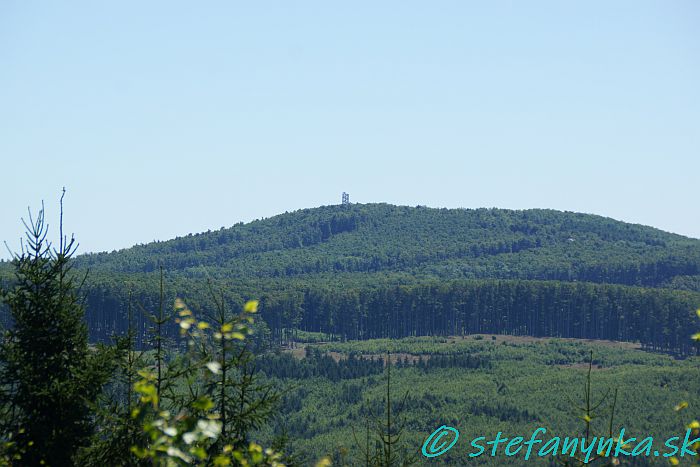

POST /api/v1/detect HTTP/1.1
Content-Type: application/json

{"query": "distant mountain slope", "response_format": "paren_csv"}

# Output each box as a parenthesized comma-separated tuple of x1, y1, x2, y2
(74, 203, 700, 288)
(3, 204, 700, 352)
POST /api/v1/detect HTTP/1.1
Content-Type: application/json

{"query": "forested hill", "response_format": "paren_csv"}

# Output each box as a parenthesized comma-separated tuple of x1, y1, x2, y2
(74, 203, 700, 288)
(2, 204, 700, 353)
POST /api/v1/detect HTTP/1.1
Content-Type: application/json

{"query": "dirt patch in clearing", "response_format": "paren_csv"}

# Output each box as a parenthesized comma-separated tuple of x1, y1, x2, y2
(280, 344, 307, 359)
(282, 334, 642, 362)
(447, 334, 641, 350)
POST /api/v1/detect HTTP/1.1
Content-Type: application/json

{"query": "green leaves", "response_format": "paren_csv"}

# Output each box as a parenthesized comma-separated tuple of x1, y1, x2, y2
(244, 300, 259, 314)
(134, 372, 159, 407)
(0, 201, 114, 465)
(192, 396, 214, 412)
(126, 298, 285, 466)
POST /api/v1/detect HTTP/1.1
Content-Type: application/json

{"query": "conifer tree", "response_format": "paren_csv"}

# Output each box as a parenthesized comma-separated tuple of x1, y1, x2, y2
(354, 352, 416, 467)
(199, 284, 280, 451)
(0, 195, 113, 465)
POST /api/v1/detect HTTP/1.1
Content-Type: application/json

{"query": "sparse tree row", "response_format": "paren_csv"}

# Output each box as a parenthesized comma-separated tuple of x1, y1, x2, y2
(258, 348, 489, 382)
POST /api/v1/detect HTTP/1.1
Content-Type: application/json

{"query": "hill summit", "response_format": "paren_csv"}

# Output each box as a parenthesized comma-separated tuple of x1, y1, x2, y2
(4, 204, 699, 352)
(75, 203, 700, 289)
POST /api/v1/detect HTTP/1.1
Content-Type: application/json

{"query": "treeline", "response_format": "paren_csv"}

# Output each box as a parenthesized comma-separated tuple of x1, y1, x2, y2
(414, 352, 491, 370)
(258, 348, 490, 381)
(6, 273, 697, 355)
(258, 350, 385, 381)
(261, 280, 700, 355)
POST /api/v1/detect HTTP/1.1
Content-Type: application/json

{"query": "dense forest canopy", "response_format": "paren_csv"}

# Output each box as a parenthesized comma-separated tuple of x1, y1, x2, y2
(2, 203, 700, 352)
(70, 204, 700, 286)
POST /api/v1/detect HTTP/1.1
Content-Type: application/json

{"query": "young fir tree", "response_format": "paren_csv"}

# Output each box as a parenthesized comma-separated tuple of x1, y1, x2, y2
(0, 196, 114, 465)
(354, 352, 416, 467)
(198, 283, 280, 452)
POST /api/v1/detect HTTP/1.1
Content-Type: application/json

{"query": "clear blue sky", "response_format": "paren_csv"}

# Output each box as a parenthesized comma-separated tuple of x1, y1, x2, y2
(1, 1, 698, 258)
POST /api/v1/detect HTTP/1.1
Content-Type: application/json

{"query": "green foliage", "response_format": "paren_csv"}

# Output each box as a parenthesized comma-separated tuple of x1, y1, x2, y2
(73, 204, 700, 289)
(75, 294, 149, 466)
(670, 308, 700, 466)
(14, 203, 696, 353)
(180, 292, 280, 450)
(0, 201, 115, 465)
(556, 351, 619, 466)
(3, 202, 700, 465)
(259, 349, 385, 381)
(261, 336, 700, 465)
(130, 371, 283, 466)
(353, 352, 417, 467)
(127, 297, 284, 466)
(0, 201, 288, 465)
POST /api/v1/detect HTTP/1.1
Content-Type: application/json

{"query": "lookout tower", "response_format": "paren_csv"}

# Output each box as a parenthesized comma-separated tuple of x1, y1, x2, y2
(342, 192, 350, 205)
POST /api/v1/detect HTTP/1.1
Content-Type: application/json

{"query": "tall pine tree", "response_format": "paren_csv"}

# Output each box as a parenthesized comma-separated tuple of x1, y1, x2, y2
(0, 194, 113, 466)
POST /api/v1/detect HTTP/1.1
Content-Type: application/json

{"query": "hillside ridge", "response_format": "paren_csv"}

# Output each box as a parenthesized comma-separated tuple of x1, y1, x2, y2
(71, 203, 700, 289)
